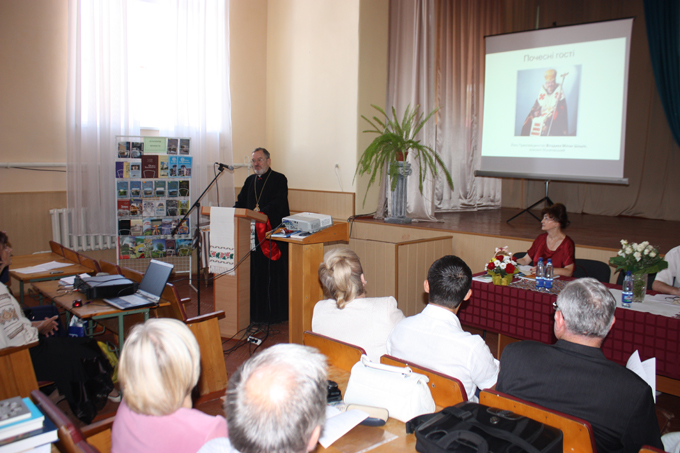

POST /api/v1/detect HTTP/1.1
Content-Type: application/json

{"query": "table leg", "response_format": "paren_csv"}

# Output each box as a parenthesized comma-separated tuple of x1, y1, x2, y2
(118, 315, 125, 352)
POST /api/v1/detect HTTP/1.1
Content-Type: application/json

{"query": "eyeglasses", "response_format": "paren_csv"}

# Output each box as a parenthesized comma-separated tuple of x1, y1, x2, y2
(552, 301, 560, 311)
(251, 157, 266, 164)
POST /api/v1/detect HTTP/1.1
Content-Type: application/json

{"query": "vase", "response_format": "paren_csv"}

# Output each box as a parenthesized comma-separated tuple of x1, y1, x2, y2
(632, 273, 647, 303)
(492, 274, 513, 286)
(385, 161, 413, 225)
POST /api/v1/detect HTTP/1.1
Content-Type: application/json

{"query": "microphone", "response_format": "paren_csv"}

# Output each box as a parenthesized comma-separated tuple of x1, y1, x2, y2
(216, 162, 234, 171)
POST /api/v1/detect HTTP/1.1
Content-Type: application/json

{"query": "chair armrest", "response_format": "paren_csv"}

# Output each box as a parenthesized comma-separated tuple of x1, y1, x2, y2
(81, 415, 116, 437)
(185, 311, 226, 324)
(0, 341, 39, 357)
(180, 297, 192, 306)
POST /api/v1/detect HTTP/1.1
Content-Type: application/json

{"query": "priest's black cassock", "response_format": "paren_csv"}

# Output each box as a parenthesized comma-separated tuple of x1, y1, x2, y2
(234, 168, 290, 323)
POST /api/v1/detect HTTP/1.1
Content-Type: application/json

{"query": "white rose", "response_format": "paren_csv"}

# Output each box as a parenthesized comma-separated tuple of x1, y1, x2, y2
(500, 263, 507, 269)
(643, 248, 649, 255)
(650, 251, 657, 258)
(634, 243, 643, 252)
(646, 245, 653, 253)
(621, 239, 628, 246)
(641, 241, 649, 249)
(634, 252, 642, 261)
(618, 250, 625, 257)
(494, 260, 501, 266)
(626, 246, 633, 254)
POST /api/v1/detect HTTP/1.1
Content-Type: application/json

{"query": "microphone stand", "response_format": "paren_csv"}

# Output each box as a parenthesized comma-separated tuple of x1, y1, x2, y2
(172, 164, 231, 315)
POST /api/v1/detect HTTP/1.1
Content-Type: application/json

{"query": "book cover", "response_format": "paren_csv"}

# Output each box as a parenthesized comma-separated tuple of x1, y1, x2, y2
(177, 218, 190, 235)
(117, 200, 130, 217)
(167, 181, 179, 197)
(130, 181, 141, 198)
(150, 218, 162, 236)
(117, 141, 130, 158)
(179, 180, 190, 197)
(161, 218, 172, 235)
(142, 201, 155, 217)
(142, 155, 159, 179)
(119, 236, 135, 259)
(154, 201, 166, 217)
(166, 239, 176, 256)
(166, 200, 179, 216)
(142, 219, 153, 236)
(130, 159, 142, 178)
(0, 412, 57, 453)
(177, 239, 192, 256)
(177, 156, 192, 177)
(143, 137, 167, 154)
(151, 239, 166, 258)
(167, 138, 178, 155)
(169, 155, 179, 177)
(0, 398, 44, 441)
(154, 180, 166, 197)
(129, 199, 142, 217)
(118, 219, 131, 236)
(116, 181, 128, 198)
(142, 181, 154, 198)
(130, 218, 143, 236)
(134, 237, 149, 259)
(130, 141, 143, 159)
(179, 138, 190, 155)
(179, 200, 189, 216)
(159, 155, 169, 178)
(115, 161, 130, 179)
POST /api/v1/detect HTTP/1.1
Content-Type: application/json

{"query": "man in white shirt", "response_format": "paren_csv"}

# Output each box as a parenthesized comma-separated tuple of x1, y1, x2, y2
(652, 245, 680, 296)
(386, 255, 498, 401)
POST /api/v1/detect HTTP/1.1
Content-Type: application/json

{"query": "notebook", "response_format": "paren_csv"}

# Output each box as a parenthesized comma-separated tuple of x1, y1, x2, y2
(104, 260, 174, 310)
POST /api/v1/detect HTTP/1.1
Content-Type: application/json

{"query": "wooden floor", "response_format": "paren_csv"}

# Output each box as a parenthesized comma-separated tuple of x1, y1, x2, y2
(355, 207, 680, 253)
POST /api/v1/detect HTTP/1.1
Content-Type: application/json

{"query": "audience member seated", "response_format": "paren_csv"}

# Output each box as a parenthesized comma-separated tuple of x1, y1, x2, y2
(652, 245, 680, 296)
(312, 247, 404, 361)
(497, 278, 663, 453)
(111, 318, 227, 453)
(198, 344, 327, 453)
(0, 232, 114, 424)
(386, 255, 498, 401)
(516, 202, 575, 276)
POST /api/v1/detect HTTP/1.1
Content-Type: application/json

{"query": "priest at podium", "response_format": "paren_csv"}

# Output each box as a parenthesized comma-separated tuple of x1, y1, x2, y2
(235, 147, 290, 324)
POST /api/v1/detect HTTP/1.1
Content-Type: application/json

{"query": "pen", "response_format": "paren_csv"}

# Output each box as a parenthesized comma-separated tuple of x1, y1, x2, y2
(49, 271, 64, 274)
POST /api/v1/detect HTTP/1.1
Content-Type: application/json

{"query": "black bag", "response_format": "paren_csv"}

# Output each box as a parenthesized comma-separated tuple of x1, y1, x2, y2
(407, 402, 563, 453)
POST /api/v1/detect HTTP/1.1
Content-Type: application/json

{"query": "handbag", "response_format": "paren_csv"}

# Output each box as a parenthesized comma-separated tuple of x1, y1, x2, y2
(407, 402, 563, 453)
(344, 355, 435, 423)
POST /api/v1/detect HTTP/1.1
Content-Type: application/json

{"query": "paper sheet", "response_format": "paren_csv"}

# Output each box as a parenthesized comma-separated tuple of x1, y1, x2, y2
(318, 406, 369, 448)
(12, 261, 73, 275)
(626, 350, 657, 403)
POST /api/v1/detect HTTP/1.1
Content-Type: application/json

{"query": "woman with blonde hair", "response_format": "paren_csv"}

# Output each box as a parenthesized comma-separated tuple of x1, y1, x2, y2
(312, 247, 404, 361)
(111, 318, 227, 453)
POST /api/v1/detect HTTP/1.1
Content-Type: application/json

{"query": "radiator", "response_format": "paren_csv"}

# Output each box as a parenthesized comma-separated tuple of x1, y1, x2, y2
(49, 209, 117, 252)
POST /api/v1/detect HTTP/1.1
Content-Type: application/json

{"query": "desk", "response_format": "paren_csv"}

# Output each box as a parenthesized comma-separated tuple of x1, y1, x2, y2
(10, 252, 95, 305)
(31, 280, 168, 353)
(319, 365, 417, 453)
(458, 278, 680, 396)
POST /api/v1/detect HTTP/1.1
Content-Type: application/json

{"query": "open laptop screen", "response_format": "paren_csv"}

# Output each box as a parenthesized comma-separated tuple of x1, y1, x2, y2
(138, 260, 174, 300)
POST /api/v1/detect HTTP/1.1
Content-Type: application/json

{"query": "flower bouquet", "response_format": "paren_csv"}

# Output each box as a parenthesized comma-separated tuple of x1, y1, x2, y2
(609, 240, 668, 302)
(486, 247, 519, 286)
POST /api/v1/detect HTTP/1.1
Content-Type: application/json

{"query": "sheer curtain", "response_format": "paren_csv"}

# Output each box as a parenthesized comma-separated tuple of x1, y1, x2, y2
(379, 0, 501, 220)
(66, 0, 232, 236)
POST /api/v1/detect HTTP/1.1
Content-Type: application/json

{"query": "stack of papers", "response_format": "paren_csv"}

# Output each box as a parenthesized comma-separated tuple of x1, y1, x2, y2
(11, 261, 72, 275)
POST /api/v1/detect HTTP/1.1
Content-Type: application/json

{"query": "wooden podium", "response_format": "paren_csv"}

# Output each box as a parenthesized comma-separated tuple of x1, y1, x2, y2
(272, 223, 349, 344)
(201, 207, 267, 337)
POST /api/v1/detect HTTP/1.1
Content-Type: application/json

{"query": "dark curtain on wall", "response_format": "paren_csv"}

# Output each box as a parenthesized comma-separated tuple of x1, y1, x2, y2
(644, 0, 680, 149)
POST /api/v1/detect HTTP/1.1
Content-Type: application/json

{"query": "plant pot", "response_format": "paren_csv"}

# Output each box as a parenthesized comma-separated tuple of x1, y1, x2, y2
(492, 274, 513, 286)
(396, 151, 408, 162)
(632, 272, 647, 303)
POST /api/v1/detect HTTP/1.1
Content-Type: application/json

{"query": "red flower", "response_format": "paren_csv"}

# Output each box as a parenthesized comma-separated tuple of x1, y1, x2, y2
(487, 262, 495, 270)
(505, 263, 515, 274)
(495, 255, 504, 262)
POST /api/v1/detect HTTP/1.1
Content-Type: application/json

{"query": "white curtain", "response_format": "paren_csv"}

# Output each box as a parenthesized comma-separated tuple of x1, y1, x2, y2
(379, 0, 501, 220)
(66, 0, 232, 236)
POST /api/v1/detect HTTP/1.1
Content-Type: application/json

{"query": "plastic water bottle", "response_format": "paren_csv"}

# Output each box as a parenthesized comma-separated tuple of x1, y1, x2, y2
(622, 271, 633, 308)
(536, 258, 545, 290)
(544, 259, 554, 290)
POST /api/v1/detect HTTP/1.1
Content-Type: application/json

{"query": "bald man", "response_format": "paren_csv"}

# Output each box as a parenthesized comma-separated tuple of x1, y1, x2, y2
(198, 344, 328, 453)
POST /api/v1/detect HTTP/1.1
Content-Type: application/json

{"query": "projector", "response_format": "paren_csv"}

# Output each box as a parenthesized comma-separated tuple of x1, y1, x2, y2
(282, 212, 333, 233)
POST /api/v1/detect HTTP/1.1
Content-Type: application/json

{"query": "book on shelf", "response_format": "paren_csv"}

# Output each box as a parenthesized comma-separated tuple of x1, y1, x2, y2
(0, 403, 57, 453)
(0, 398, 42, 441)
(130, 159, 142, 178)
(179, 138, 190, 155)
(142, 155, 159, 179)
(159, 155, 169, 178)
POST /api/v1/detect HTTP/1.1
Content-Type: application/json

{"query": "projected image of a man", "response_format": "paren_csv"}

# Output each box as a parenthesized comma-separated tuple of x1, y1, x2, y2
(521, 69, 569, 136)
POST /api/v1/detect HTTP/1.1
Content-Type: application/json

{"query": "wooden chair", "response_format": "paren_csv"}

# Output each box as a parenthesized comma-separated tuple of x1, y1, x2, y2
(50, 240, 65, 256)
(186, 311, 228, 404)
(156, 282, 189, 321)
(98, 260, 121, 275)
(380, 354, 467, 406)
(0, 341, 39, 399)
(638, 447, 666, 453)
(479, 389, 596, 453)
(119, 266, 144, 283)
(81, 417, 115, 453)
(62, 246, 81, 265)
(30, 389, 101, 453)
(77, 253, 101, 273)
(302, 331, 366, 372)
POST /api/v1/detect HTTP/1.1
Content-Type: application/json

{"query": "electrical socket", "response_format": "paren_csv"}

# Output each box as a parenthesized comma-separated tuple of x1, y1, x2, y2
(247, 336, 262, 345)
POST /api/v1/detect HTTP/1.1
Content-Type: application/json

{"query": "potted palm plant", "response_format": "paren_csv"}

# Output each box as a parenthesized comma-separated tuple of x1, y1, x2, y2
(355, 104, 454, 214)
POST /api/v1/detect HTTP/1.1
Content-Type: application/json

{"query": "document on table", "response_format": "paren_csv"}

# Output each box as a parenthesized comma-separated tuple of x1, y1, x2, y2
(12, 261, 73, 275)
(59, 274, 91, 286)
(319, 406, 369, 448)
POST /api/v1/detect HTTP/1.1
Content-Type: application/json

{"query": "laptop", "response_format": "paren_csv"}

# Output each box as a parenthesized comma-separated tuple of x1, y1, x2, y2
(104, 260, 174, 310)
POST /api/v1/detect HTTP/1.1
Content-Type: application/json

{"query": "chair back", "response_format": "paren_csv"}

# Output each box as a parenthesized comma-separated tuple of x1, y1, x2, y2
(0, 341, 39, 399)
(99, 260, 122, 275)
(157, 283, 188, 321)
(49, 241, 64, 256)
(78, 253, 101, 273)
(513, 251, 527, 262)
(81, 416, 115, 453)
(119, 266, 144, 283)
(479, 389, 595, 453)
(573, 259, 611, 283)
(380, 355, 467, 406)
(30, 389, 101, 453)
(302, 331, 366, 372)
(186, 311, 228, 404)
(62, 247, 81, 265)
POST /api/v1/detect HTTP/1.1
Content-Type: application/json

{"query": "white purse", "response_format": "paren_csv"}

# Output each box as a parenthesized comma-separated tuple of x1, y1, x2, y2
(344, 355, 435, 423)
